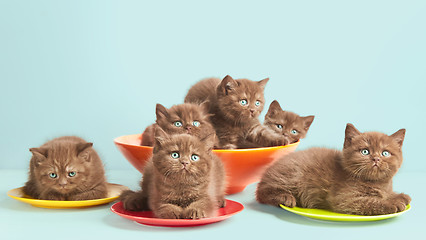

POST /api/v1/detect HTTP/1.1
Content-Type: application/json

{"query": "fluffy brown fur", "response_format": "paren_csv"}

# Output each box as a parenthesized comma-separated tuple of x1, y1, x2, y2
(264, 100, 314, 144)
(184, 75, 288, 149)
(23, 136, 107, 200)
(141, 102, 216, 147)
(256, 123, 410, 215)
(121, 127, 226, 219)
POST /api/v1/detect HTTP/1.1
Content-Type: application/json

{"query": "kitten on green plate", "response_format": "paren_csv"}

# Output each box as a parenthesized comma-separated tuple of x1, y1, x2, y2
(258, 123, 411, 221)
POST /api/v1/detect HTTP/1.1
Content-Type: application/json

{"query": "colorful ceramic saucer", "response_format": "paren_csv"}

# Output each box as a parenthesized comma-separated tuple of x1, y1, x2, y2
(280, 204, 411, 222)
(111, 199, 244, 227)
(7, 183, 128, 209)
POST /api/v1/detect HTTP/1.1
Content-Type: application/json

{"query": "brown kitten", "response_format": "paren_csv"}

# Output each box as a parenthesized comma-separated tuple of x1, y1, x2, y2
(185, 75, 288, 149)
(121, 127, 226, 219)
(264, 100, 314, 144)
(23, 136, 107, 201)
(141, 102, 217, 147)
(256, 123, 411, 215)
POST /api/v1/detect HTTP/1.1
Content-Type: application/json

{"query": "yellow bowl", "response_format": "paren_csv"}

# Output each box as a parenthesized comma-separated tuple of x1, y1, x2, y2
(7, 183, 129, 209)
(114, 134, 299, 194)
(280, 204, 411, 221)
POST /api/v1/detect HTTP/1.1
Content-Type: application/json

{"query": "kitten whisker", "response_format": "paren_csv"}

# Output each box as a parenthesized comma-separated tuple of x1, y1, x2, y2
(350, 165, 367, 179)
(163, 169, 172, 182)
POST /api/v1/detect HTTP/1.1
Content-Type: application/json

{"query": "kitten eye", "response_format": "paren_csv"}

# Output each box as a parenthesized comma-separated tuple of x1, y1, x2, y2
(192, 121, 200, 127)
(239, 99, 248, 106)
(291, 129, 298, 135)
(276, 124, 283, 129)
(360, 149, 370, 156)
(171, 152, 180, 159)
(191, 154, 200, 161)
(173, 121, 183, 127)
(382, 151, 391, 157)
(255, 101, 261, 107)
(49, 173, 57, 179)
(68, 171, 76, 177)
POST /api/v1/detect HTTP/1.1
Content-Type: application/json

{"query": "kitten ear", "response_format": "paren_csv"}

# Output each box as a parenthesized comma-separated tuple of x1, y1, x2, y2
(155, 103, 169, 120)
(76, 142, 93, 162)
(200, 133, 216, 152)
(29, 147, 48, 167)
(29, 147, 48, 157)
(302, 115, 315, 130)
(257, 77, 269, 90)
(218, 75, 238, 95)
(266, 100, 282, 117)
(154, 126, 169, 148)
(390, 129, 406, 148)
(344, 123, 361, 148)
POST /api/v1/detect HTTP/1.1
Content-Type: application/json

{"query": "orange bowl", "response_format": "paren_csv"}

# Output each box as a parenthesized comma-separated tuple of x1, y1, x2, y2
(114, 134, 299, 194)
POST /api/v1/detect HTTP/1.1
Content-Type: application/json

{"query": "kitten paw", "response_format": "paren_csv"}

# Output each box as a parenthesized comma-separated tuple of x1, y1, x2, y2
(381, 203, 402, 214)
(371, 202, 404, 215)
(268, 136, 289, 147)
(182, 207, 207, 219)
(120, 190, 148, 211)
(282, 136, 290, 145)
(392, 199, 409, 213)
(256, 187, 296, 207)
(394, 193, 411, 205)
(384, 193, 411, 213)
(355, 200, 405, 215)
(39, 193, 65, 201)
(279, 194, 297, 208)
(221, 144, 237, 149)
(155, 204, 183, 219)
(68, 187, 107, 201)
(394, 202, 407, 213)
(218, 197, 226, 208)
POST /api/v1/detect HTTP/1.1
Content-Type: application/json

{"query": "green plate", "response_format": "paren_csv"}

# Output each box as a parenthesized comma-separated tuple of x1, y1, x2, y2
(280, 204, 411, 222)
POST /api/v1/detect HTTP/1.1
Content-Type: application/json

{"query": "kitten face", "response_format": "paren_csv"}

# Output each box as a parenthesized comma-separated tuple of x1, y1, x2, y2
(155, 103, 214, 139)
(215, 75, 269, 124)
(30, 143, 93, 194)
(264, 100, 314, 143)
(342, 124, 405, 181)
(153, 129, 214, 182)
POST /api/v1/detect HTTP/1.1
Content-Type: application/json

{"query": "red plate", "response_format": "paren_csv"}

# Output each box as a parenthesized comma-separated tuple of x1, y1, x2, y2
(110, 199, 244, 227)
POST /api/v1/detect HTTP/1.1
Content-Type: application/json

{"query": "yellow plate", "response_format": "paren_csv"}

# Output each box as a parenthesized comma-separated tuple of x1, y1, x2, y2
(280, 204, 411, 222)
(7, 183, 129, 209)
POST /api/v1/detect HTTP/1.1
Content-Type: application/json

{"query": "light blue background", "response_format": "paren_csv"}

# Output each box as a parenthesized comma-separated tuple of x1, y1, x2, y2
(1, 1, 425, 239)
(1, 0, 425, 172)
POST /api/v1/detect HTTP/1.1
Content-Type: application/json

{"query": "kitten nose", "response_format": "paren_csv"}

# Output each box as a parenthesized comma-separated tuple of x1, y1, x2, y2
(250, 109, 255, 113)
(185, 126, 192, 130)
(59, 178, 67, 186)
(181, 160, 190, 167)
(373, 157, 380, 163)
